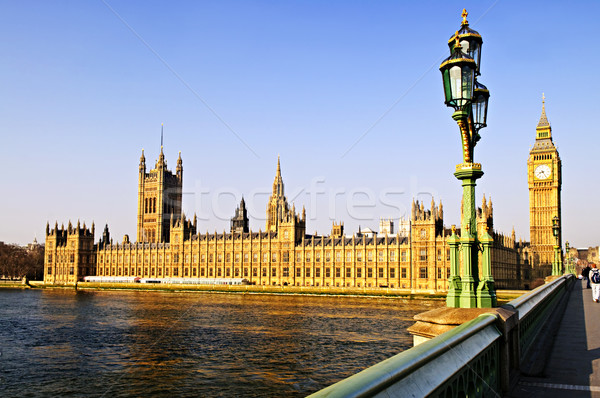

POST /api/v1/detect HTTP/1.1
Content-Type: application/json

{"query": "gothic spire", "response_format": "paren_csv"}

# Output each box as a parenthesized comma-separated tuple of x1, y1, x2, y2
(273, 155, 284, 197)
(537, 93, 550, 128)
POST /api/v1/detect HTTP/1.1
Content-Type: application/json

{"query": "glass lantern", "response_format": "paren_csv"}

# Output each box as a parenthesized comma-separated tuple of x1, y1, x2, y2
(472, 80, 490, 131)
(440, 38, 476, 111)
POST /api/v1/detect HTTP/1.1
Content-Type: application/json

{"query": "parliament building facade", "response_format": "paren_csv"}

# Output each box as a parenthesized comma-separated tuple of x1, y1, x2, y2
(44, 145, 526, 291)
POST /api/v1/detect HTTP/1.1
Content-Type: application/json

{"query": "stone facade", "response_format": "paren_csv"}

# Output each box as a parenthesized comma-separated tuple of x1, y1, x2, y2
(44, 221, 95, 284)
(44, 151, 526, 291)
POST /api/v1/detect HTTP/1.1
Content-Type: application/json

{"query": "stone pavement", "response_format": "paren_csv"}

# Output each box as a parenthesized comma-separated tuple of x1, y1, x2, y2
(509, 280, 600, 398)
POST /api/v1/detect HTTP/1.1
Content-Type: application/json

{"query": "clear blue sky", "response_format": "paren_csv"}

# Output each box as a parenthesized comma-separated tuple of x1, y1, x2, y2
(1, 1, 598, 248)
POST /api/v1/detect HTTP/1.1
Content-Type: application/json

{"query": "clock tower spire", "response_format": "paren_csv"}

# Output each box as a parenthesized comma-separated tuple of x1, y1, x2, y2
(528, 94, 562, 278)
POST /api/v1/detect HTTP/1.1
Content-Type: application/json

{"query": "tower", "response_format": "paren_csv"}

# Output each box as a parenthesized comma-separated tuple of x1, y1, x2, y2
(231, 197, 249, 233)
(528, 95, 562, 272)
(136, 147, 183, 243)
(266, 156, 290, 232)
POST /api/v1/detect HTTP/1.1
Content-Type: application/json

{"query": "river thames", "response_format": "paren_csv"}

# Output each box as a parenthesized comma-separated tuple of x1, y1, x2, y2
(0, 289, 442, 397)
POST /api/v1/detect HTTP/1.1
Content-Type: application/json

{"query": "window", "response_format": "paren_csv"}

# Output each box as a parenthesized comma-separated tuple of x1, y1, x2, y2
(201, 268, 205, 276)
(271, 267, 277, 277)
(305, 267, 311, 277)
(184, 268, 189, 276)
(420, 229, 426, 238)
(315, 268, 321, 277)
(244, 268, 248, 277)
(378, 251, 384, 262)
(283, 252, 289, 263)
(390, 268, 396, 278)
(235, 268, 240, 277)
(262, 267, 267, 277)
(447, 268, 451, 278)
(401, 267, 407, 278)
(357, 268, 362, 278)
(226, 268, 231, 277)
(297, 253, 302, 262)
(253, 268, 257, 277)
(437, 268, 442, 279)
(226, 253, 231, 262)
(335, 268, 341, 278)
(325, 268, 331, 278)
(367, 268, 373, 278)
(173, 268, 179, 276)
(419, 267, 427, 279)
(283, 267, 289, 277)
(401, 250, 407, 262)
(296, 268, 301, 277)
(315, 253, 320, 262)
(437, 249, 442, 261)
(447, 249, 451, 261)
(272, 253, 277, 263)
(357, 251, 363, 262)
(193, 268, 197, 276)
(218, 254, 222, 263)
(209, 268, 214, 276)
(390, 251, 395, 261)
(284, 230, 289, 239)
(346, 267, 351, 278)
(217, 268, 222, 277)
(377, 267, 383, 278)
(244, 254, 249, 263)
(47, 267, 52, 275)
(235, 253, 240, 263)
(325, 252, 331, 262)
(336, 252, 341, 263)
(209, 254, 214, 263)
(263, 253, 269, 263)
(420, 249, 427, 261)
(346, 252, 352, 261)
(253, 253, 258, 262)
(173, 254, 179, 264)
(367, 251, 373, 262)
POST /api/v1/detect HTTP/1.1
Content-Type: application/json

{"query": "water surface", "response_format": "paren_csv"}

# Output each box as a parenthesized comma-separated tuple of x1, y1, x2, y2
(0, 289, 442, 397)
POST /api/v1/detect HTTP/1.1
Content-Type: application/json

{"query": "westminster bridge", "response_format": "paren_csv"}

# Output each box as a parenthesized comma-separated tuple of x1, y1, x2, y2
(309, 274, 600, 397)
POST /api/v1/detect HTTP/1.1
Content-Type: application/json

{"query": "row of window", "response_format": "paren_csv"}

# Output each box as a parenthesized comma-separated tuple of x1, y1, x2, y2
(96, 265, 451, 280)
(47, 254, 92, 264)
(96, 249, 445, 264)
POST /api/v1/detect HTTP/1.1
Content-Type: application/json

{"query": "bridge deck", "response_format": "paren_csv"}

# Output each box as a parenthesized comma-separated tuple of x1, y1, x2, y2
(510, 280, 600, 397)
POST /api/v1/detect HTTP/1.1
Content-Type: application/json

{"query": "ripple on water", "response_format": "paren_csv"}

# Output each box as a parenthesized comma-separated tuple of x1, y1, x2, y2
(0, 289, 442, 397)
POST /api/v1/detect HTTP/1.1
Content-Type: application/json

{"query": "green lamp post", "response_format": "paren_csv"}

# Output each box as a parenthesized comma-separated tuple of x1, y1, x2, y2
(552, 216, 563, 276)
(565, 241, 575, 275)
(440, 9, 496, 308)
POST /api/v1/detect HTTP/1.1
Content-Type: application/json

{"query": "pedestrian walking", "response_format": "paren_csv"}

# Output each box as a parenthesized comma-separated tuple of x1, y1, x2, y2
(590, 264, 600, 302)
(583, 264, 592, 288)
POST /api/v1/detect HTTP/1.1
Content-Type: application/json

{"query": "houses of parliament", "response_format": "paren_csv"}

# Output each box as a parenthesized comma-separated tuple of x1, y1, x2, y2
(43, 101, 561, 292)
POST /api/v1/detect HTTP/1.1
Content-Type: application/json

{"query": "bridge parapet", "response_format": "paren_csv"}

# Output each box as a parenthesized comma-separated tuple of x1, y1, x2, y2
(308, 274, 574, 398)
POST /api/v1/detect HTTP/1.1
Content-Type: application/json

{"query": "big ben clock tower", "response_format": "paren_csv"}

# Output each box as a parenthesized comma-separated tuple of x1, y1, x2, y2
(528, 95, 562, 275)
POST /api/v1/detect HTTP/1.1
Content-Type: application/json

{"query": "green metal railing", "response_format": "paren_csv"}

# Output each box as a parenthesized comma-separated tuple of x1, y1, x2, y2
(308, 314, 502, 398)
(309, 274, 574, 398)
(505, 274, 573, 360)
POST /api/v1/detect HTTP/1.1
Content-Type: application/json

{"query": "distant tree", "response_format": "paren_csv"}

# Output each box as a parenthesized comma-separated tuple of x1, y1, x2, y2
(0, 242, 45, 280)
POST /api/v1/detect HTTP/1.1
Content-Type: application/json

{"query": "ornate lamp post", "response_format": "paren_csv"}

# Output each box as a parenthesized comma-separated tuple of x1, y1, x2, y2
(552, 216, 563, 275)
(440, 9, 495, 308)
(565, 241, 575, 275)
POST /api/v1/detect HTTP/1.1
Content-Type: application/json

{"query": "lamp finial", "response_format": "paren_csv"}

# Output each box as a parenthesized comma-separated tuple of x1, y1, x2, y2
(461, 9, 468, 25)
(454, 31, 461, 50)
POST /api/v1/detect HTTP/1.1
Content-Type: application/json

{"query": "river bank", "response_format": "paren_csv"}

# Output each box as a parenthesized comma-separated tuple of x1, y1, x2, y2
(4, 280, 526, 302)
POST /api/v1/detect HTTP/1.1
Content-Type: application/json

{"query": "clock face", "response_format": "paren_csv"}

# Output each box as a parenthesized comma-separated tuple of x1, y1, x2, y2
(534, 164, 552, 180)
